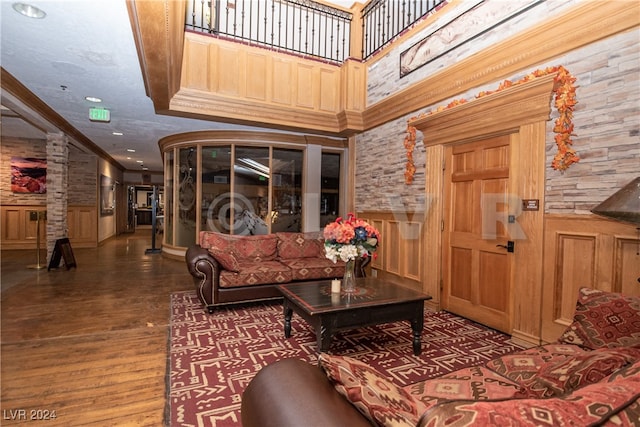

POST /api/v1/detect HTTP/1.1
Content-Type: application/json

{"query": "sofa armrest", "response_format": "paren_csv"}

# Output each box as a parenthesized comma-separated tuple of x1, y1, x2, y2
(241, 358, 372, 427)
(185, 245, 221, 311)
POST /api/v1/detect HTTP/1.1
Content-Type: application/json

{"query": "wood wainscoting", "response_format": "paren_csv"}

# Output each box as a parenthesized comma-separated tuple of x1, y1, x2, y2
(541, 214, 640, 343)
(357, 211, 435, 309)
(1, 205, 98, 249)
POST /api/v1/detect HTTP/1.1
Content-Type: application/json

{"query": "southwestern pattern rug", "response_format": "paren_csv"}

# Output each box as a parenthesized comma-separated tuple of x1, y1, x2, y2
(167, 291, 524, 427)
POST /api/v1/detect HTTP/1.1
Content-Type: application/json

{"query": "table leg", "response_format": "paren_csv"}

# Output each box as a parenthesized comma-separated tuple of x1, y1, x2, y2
(283, 302, 293, 338)
(411, 314, 424, 356)
(317, 316, 335, 352)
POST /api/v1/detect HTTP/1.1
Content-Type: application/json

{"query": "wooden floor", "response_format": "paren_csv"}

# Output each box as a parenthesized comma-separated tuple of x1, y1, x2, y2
(1, 232, 191, 426)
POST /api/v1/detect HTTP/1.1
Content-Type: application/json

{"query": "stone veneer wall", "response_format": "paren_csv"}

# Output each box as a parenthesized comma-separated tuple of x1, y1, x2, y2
(46, 133, 69, 259)
(356, 2, 639, 214)
(68, 146, 97, 206)
(0, 138, 96, 206)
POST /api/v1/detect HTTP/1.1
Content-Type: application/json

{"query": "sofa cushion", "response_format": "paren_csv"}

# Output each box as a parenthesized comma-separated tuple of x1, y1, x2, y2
(486, 344, 586, 385)
(218, 261, 293, 288)
(276, 232, 324, 259)
(199, 232, 278, 262)
(417, 360, 640, 427)
(279, 257, 345, 281)
(318, 353, 426, 427)
(528, 346, 640, 398)
(558, 287, 640, 350)
(405, 365, 526, 409)
(207, 248, 241, 272)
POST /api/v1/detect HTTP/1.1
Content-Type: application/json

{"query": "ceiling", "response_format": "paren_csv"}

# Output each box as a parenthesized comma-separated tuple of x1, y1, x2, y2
(0, 0, 356, 173)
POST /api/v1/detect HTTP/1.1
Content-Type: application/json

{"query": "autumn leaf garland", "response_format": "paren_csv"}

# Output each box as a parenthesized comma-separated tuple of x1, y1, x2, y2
(403, 65, 578, 185)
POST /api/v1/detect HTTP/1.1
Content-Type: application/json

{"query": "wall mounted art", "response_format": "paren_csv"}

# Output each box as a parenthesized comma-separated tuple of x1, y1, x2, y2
(11, 157, 47, 194)
(100, 174, 115, 216)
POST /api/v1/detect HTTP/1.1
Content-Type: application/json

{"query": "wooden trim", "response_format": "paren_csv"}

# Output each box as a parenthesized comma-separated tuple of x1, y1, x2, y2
(423, 144, 444, 304)
(127, 0, 185, 113)
(158, 130, 347, 153)
(363, 1, 639, 130)
(409, 74, 556, 142)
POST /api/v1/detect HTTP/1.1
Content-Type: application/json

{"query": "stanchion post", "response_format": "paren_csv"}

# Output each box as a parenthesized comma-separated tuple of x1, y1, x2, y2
(28, 210, 47, 270)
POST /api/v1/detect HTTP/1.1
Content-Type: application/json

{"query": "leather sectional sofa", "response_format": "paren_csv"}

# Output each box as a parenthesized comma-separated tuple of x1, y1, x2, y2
(185, 231, 367, 313)
(241, 287, 640, 426)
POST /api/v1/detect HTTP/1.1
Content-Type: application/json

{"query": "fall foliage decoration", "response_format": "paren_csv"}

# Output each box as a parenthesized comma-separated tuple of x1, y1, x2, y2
(403, 66, 578, 185)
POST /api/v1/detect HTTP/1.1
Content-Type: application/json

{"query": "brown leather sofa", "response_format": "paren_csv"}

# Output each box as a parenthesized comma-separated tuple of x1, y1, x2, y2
(241, 358, 371, 427)
(185, 231, 369, 313)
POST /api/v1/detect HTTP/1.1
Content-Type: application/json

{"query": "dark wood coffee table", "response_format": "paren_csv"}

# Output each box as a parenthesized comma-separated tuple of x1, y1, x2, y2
(276, 278, 432, 355)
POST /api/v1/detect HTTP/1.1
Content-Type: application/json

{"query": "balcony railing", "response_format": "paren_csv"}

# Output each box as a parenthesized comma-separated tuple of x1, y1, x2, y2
(361, 0, 446, 59)
(185, 0, 446, 63)
(186, 0, 352, 63)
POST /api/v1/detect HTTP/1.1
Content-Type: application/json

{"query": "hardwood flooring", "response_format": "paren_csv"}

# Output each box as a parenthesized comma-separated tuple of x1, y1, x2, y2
(1, 232, 191, 426)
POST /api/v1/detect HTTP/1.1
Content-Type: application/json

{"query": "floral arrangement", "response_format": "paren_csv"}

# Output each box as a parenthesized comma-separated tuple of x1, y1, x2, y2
(403, 65, 578, 184)
(323, 213, 380, 263)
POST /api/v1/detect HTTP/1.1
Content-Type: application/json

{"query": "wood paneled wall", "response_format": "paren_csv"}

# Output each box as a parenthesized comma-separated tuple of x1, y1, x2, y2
(357, 211, 435, 308)
(173, 33, 366, 135)
(541, 214, 640, 343)
(1, 205, 97, 249)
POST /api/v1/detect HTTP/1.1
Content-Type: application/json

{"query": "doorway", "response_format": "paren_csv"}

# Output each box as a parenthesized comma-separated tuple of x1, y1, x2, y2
(441, 136, 514, 333)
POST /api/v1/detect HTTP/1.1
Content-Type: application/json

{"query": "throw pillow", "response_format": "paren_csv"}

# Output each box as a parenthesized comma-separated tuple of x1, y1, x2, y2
(558, 287, 640, 350)
(276, 232, 323, 259)
(528, 347, 640, 398)
(318, 353, 426, 427)
(207, 248, 240, 272)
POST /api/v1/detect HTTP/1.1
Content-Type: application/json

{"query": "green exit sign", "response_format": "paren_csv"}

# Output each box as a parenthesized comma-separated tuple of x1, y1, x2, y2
(89, 107, 110, 122)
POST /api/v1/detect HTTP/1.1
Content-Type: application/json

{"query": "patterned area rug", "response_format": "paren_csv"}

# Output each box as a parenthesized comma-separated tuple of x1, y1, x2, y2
(167, 290, 524, 427)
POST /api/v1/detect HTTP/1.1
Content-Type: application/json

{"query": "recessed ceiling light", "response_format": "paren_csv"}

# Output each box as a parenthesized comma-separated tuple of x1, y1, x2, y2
(127, 148, 136, 152)
(12, 2, 46, 19)
(142, 167, 149, 170)
(85, 96, 102, 103)
(126, 157, 132, 160)
(112, 132, 123, 136)
(136, 160, 144, 163)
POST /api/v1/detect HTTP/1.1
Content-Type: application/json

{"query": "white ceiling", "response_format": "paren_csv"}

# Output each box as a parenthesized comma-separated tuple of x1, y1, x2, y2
(0, 0, 355, 173)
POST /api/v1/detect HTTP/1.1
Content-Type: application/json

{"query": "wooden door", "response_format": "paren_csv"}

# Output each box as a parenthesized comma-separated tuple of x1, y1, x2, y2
(442, 136, 514, 333)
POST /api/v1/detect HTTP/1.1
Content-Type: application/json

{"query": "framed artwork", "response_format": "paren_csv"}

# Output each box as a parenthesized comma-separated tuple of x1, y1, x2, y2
(100, 174, 115, 216)
(11, 157, 47, 194)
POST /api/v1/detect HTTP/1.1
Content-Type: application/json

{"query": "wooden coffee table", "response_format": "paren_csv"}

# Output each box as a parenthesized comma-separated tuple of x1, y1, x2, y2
(276, 278, 432, 355)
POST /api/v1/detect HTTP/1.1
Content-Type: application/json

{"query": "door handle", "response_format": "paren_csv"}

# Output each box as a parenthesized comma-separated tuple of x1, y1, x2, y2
(496, 241, 514, 253)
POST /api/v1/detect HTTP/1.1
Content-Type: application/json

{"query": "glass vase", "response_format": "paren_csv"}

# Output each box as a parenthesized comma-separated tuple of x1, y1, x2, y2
(343, 259, 356, 293)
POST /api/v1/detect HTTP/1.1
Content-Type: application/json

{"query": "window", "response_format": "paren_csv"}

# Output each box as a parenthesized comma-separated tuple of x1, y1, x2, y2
(321, 152, 341, 227)
(272, 148, 303, 232)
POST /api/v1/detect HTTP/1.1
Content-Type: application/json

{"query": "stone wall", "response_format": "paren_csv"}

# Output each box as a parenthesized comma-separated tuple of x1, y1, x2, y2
(1, 137, 97, 206)
(68, 146, 97, 205)
(357, 2, 639, 214)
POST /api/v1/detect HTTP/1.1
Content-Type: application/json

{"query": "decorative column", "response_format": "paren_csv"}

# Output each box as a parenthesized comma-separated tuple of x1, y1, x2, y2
(46, 132, 69, 262)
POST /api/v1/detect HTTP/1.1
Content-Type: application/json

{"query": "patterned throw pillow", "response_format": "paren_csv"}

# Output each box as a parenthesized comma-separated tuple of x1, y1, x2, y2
(207, 248, 240, 272)
(276, 232, 323, 259)
(529, 347, 640, 397)
(318, 353, 426, 427)
(558, 287, 640, 350)
(417, 360, 640, 427)
(200, 231, 278, 262)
